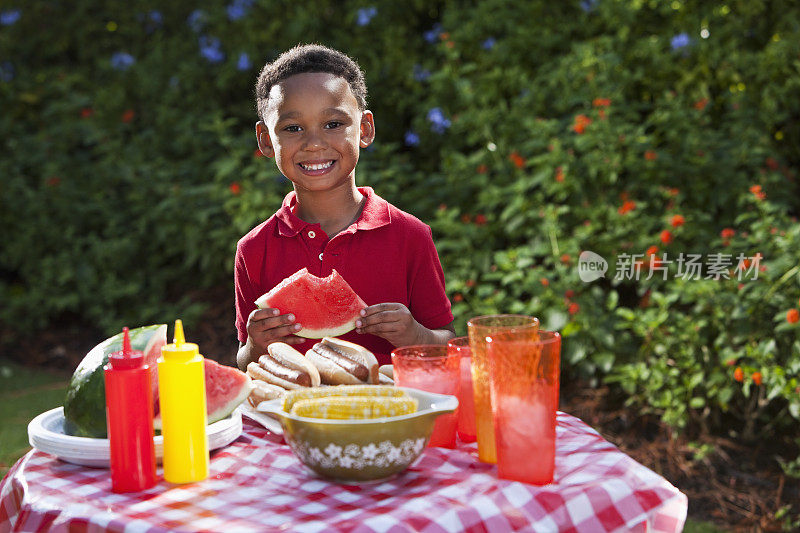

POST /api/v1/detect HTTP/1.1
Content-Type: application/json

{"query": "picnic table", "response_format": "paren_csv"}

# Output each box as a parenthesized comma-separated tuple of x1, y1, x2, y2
(1, 411, 686, 532)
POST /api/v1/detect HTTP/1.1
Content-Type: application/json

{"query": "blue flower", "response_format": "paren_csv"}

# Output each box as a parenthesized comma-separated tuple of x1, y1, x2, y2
(424, 23, 442, 43)
(356, 6, 377, 26)
(427, 107, 451, 134)
(404, 130, 420, 146)
(187, 10, 206, 32)
(0, 61, 14, 82)
(138, 10, 163, 33)
(482, 37, 496, 50)
(580, 0, 598, 12)
(199, 36, 225, 63)
(110, 52, 135, 71)
(228, 0, 255, 21)
(237, 52, 252, 71)
(671, 33, 691, 50)
(0, 9, 21, 26)
(413, 64, 430, 82)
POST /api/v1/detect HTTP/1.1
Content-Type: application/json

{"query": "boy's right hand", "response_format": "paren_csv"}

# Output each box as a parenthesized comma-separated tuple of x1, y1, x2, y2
(246, 307, 305, 350)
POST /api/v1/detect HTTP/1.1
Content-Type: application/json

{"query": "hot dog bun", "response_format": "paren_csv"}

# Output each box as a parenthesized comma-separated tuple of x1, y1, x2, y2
(247, 342, 321, 390)
(247, 380, 287, 407)
(306, 337, 379, 385)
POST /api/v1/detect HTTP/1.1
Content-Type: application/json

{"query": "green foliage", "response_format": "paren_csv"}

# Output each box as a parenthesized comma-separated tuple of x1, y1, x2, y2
(1, 0, 799, 496)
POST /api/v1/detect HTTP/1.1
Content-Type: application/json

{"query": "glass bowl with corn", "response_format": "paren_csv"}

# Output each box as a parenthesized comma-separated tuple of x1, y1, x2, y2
(256, 385, 458, 482)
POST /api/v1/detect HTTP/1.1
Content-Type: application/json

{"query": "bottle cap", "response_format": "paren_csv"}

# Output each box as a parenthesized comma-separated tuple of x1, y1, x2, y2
(109, 327, 145, 370)
(161, 319, 199, 361)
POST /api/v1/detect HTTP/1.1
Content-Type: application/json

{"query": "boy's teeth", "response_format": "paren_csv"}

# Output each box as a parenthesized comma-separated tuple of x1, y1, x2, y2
(301, 160, 333, 171)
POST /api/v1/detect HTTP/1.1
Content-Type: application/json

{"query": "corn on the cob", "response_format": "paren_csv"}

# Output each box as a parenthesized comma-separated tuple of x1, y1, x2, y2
(290, 396, 418, 419)
(282, 385, 406, 413)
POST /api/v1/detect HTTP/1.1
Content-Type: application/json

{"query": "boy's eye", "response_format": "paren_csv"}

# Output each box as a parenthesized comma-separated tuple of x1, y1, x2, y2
(283, 125, 301, 133)
(325, 121, 343, 129)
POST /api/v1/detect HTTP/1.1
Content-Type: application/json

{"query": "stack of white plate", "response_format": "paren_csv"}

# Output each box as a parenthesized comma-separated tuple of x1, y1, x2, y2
(28, 407, 243, 468)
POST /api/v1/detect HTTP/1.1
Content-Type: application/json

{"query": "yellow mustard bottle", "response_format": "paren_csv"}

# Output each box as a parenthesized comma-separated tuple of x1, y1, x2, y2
(157, 319, 209, 483)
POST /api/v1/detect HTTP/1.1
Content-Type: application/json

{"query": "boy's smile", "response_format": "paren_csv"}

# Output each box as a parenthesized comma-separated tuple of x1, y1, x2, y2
(256, 72, 375, 194)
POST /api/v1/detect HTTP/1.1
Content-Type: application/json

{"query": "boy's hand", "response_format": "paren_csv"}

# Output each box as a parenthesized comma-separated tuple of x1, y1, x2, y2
(246, 307, 305, 350)
(355, 303, 424, 348)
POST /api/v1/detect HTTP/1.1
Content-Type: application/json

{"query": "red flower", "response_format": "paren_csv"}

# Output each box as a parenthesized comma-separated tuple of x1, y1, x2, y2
(733, 367, 744, 382)
(766, 157, 779, 170)
(465, 279, 476, 288)
(461, 214, 471, 224)
(540, 278, 549, 287)
(667, 187, 680, 197)
(592, 97, 611, 108)
(474, 214, 487, 225)
(749, 184, 766, 200)
(788, 309, 800, 324)
(229, 182, 241, 195)
(565, 289, 575, 298)
(555, 166, 564, 182)
(476, 164, 488, 174)
(438, 203, 447, 211)
(693, 98, 708, 111)
(121, 109, 135, 123)
(720, 228, 736, 239)
(670, 214, 685, 227)
(560, 254, 571, 264)
(509, 151, 526, 169)
(46, 176, 61, 187)
(453, 293, 463, 302)
(445, 40, 455, 49)
(80, 107, 94, 118)
(644, 150, 658, 161)
(618, 200, 636, 215)
(572, 114, 592, 134)
(568, 302, 580, 315)
(645, 245, 659, 257)
(439, 32, 450, 40)
(660, 230, 673, 244)
(752, 372, 762, 386)
(725, 358, 736, 367)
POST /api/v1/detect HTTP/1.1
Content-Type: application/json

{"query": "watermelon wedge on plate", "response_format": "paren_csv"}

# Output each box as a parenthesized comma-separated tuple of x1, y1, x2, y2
(255, 268, 367, 338)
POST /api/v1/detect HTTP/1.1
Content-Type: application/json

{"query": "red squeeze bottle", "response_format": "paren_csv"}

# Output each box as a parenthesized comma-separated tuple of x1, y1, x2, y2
(103, 327, 158, 493)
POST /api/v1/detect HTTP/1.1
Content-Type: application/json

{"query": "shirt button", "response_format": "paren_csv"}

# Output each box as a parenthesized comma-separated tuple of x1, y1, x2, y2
(308, 230, 316, 239)
(318, 253, 323, 261)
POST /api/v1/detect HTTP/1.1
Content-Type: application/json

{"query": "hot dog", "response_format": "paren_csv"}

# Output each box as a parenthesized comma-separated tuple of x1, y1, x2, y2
(247, 379, 287, 407)
(247, 342, 321, 390)
(305, 337, 379, 385)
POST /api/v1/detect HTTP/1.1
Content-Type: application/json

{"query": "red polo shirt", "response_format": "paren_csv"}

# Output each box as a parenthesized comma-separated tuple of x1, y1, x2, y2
(234, 187, 453, 365)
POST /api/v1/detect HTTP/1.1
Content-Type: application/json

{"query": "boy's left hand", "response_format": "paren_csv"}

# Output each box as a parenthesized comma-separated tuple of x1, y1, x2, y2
(355, 303, 423, 347)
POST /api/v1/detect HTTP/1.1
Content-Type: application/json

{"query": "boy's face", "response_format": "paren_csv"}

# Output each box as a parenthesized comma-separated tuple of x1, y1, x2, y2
(255, 72, 375, 194)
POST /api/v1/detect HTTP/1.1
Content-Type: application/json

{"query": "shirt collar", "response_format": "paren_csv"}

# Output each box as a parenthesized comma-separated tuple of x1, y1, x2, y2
(275, 186, 391, 237)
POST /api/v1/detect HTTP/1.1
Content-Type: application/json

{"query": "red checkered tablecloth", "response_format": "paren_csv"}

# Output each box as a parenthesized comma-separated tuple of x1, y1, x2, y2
(1, 412, 686, 532)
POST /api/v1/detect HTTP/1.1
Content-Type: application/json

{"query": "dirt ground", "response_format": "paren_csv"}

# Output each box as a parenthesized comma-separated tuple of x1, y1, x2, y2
(5, 285, 798, 532)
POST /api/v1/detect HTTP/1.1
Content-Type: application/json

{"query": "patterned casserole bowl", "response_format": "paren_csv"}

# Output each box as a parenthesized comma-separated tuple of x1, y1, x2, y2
(257, 387, 458, 482)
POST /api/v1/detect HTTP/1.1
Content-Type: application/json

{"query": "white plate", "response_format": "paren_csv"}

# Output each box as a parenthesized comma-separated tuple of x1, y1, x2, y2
(28, 407, 243, 468)
(237, 403, 283, 435)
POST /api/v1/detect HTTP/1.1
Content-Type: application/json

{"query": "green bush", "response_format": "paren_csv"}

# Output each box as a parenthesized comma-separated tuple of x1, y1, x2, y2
(1, 0, 799, 497)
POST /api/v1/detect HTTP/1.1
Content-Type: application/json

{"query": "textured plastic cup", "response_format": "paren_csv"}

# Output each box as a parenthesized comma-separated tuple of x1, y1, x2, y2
(487, 330, 560, 485)
(447, 337, 476, 443)
(391, 345, 459, 448)
(467, 315, 539, 463)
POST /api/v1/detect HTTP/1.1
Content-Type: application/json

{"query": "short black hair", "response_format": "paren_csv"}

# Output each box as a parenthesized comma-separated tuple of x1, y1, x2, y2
(255, 43, 368, 121)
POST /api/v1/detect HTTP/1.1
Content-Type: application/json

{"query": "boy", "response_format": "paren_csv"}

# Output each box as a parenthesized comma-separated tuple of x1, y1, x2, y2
(236, 44, 454, 370)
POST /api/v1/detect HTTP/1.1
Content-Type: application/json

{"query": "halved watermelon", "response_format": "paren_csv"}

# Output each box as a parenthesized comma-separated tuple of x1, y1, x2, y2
(64, 324, 167, 438)
(153, 359, 253, 429)
(255, 268, 367, 338)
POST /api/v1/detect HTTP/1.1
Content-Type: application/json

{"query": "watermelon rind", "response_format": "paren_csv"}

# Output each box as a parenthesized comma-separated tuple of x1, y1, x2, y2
(63, 324, 167, 438)
(296, 321, 358, 339)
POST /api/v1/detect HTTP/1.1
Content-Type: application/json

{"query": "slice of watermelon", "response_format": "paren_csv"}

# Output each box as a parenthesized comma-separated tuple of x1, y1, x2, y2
(153, 359, 253, 429)
(255, 268, 367, 338)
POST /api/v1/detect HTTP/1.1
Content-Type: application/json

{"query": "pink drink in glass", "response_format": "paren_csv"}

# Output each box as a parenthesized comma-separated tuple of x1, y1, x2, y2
(391, 345, 459, 448)
(487, 330, 560, 485)
(448, 337, 476, 443)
